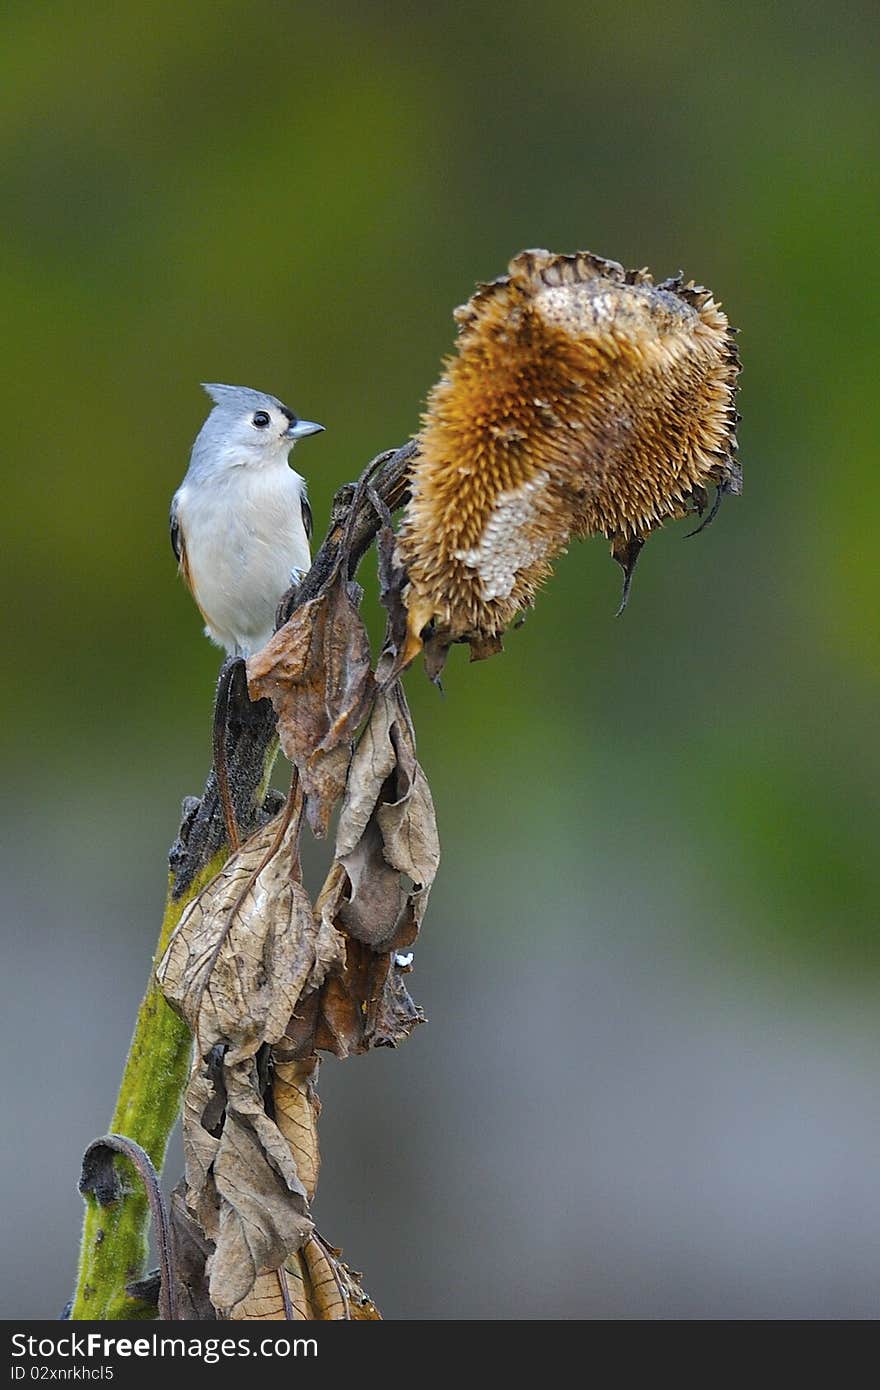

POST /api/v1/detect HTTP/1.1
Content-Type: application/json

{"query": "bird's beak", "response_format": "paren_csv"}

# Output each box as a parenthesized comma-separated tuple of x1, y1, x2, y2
(286, 419, 325, 440)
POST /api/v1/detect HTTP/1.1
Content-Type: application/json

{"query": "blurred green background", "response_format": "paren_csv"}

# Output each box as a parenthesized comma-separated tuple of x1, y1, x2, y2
(3, 0, 879, 1318)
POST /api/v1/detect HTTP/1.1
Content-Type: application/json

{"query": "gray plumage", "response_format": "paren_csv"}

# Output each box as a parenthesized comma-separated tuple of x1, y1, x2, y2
(171, 383, 324, 656)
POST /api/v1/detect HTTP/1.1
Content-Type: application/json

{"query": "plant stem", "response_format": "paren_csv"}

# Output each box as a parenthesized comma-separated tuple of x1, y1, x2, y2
(70, 854, 225, 1320)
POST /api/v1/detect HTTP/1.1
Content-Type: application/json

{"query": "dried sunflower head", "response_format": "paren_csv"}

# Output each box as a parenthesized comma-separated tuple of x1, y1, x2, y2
(397, 248, 740, 668)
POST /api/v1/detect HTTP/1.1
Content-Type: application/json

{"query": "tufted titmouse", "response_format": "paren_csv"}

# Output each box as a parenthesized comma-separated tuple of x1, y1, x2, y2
(170, 383, 324, 656)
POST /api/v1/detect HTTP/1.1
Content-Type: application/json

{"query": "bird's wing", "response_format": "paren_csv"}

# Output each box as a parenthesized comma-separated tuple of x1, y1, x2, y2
(169, 495, 182, 564)
(301, 492, 313, 543)
(169, 494, 195, 594)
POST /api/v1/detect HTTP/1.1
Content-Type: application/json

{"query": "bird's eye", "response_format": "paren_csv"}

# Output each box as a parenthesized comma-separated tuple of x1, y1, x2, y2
(252, 410, 271, 429)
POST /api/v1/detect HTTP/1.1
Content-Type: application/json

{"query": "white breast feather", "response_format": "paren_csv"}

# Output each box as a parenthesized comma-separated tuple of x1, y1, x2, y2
(177, 464, 310, 656)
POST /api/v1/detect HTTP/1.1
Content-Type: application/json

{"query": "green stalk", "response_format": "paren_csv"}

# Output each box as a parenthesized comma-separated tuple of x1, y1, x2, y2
(70, 853, 225, 1320)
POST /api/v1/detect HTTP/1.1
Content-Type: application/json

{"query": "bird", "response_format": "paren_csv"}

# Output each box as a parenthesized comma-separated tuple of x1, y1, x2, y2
(170, 383, 325, 657)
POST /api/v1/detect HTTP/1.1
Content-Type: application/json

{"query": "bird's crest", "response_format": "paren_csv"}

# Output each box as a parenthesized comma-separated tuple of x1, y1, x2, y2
(201, 382, 288, 416)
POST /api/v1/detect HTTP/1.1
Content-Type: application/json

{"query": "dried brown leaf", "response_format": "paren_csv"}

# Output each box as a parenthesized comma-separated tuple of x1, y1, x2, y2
(344, 684, 439, 883)
(310, 937, 425, 1058)
(375, 521, 411, 683)
(302, 1236, 348, 1319)
(177, 1049, 321, 1318)
(423, 633, 451, 684)
(271, 1054, 322, 1204)
(280, 683, 435, 1056)
(158, 813, 345, 1063)
(165, 837, 343, 1320)
(369, 950, 427, 1048)
(246, 571, 375, 837)
(339, 818, 409, 950)
(468, 632, 504, 663)
(168, 1186, 216, 1321)
(335, 691, 398, 855)
(281, 1256, 311, 1319)
(377, 740, 439, 889)
(337, 1261, 382, 1320)
(207, 1062, 314, 1317)
(284, 1243, 382, 1320)
(225, 1239, 381, 1321)
(180, 1060, 222, 1239)
(331, 684, 439, 951)
(282, 986, 321, 1060)
(227, 1271, 293, 1322)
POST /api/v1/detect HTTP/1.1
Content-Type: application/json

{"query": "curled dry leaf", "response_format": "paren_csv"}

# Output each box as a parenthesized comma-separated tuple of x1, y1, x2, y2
(375, 520, 411, 684)
(246, 570, 375, 837)
(280, 681, 436, 1060)
(300, 1237, 348, 1319)
(174, 1047, 379, 1319)
(334, 682, 440, 951)
(158, 805, 351, 1316)
(305, 935, 425, 1058)
(228, 1239, 381, 1321)
(179, 1057, 316, 1318)
(209, 1063, 315, 1317)
(179, 1060, 224, 1240)
(339, 1264, 382, 1320)
(271, 1053, 322, 1204)
(168, 1185, 216, 1321)
(397, 247, 741, 668)
(158, 812, 344, 1063)
(227, 1270, 298, 1322)
(279, 1259, 310, 1320)
(367, 951, 426, 1048)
